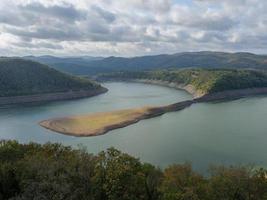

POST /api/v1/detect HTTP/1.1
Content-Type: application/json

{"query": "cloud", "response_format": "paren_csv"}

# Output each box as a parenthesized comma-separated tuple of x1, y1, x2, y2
(91, 5, 116, 23)
(0, 0, 266, 56)
(4, 26, 82, 41)
(0, 2, 86, 27)
(11, 41, 63, 49)
(20, 2, 86, 22)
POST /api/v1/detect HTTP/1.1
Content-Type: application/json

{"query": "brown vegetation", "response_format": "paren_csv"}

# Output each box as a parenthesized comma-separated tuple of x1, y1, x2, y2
(40, 100, 194, 136)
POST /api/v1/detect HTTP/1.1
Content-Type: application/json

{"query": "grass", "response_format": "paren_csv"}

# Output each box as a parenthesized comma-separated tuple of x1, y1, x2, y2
(40, 107, 157, 136)
(39, 99, 195, 137)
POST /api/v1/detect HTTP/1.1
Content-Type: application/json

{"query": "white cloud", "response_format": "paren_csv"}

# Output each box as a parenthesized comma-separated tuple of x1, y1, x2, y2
(0, 0, 266, 56)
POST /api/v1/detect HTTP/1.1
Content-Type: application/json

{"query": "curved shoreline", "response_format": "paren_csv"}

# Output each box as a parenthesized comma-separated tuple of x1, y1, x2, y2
(128, 79, 202, 97)
(99, 78, 267, 100)
(97, 78, 203, 97)
(39, 80, 267, 137)
(0, 87, 108, 106)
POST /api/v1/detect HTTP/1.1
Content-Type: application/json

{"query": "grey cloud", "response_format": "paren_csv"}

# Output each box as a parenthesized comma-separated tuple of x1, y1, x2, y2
(5, 21, 137, 43)
(12, 41, 63, 49)
(229, 35, 267, 49)
(195, 17, 237, 31)
(192, 31, 228, 43)
(0, 12, 20, 26)
(87, 23, 110, 35)
(0, 2, 86, 27)
(0, 10, 33, 26)
(91, 5, 116, 23)
(5, 26, 83, 41)
(136, 0, 171, 13)
(20, 2, 86, 22)
(173, 14, 237, 31)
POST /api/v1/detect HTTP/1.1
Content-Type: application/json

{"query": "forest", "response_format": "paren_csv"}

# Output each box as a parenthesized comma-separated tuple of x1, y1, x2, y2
(25, 52, 267, 76)
(97, 69, 267, 94)
(1, 140, 267, 200)
(0, 58, 102, 97)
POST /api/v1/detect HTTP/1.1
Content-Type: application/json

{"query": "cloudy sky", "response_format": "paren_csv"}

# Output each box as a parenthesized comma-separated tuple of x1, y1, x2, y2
(0, 0, 266, 57)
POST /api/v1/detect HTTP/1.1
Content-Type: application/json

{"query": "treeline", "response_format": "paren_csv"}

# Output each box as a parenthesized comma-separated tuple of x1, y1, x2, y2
(1, 140, 267, 200)
(97, 69, 267, 94)
(0, 58, 101, 97)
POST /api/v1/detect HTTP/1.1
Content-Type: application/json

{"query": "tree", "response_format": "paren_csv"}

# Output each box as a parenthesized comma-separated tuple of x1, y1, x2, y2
(93, 148, 148, 200)
(160, 163, 208, 200)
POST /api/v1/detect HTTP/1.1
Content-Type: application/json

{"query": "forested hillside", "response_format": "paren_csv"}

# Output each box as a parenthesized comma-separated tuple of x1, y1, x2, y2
(0, 58, 102, 97)
(25, 52, 267, 75)
(1, 140, 267, 200)
(97, 69, 267, 94)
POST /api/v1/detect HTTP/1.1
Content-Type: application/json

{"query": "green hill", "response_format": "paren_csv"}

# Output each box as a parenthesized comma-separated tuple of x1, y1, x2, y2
(24, 52, 267, 75)
(0, 58, 104, 97)
(97, 69, 267, 95)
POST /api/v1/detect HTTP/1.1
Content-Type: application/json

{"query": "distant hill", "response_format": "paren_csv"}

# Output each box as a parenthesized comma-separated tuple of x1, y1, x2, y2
(0, 58, 104, 97)
(23, 55, 104, 65)
(24, 52, 267, 75)
(23, 55, 106, 75)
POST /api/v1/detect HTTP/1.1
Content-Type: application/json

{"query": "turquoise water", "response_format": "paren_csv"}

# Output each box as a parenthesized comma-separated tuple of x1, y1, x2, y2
(0, 82, 267, 172)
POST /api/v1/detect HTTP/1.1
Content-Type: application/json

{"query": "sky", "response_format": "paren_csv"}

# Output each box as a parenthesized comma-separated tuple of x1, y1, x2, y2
(0, 0, 266, 57)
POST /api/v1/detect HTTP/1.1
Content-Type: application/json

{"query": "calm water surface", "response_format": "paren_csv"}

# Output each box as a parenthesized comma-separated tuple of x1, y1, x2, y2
(0, 82, 267, 172)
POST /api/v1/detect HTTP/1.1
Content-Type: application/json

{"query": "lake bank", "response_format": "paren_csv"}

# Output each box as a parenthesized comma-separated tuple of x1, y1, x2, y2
(98, 78, 267, 101)
(96, 78, 203, 97)
(117, 79, 203, 97)
(0, 87, 108, 106)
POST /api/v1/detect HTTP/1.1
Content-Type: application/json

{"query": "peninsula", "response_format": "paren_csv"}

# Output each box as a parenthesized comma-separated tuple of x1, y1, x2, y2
(0, 58, 107, 105)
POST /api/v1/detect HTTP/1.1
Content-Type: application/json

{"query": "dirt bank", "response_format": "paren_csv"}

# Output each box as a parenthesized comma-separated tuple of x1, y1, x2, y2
(99, 78, 267, 100)
(196, 87, 267, 102)
(0, 87, 108, 106)
(97, 78, 203, 97)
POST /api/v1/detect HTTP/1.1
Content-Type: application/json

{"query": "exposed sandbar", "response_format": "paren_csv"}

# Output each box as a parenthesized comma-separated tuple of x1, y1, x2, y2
(39, 86, 267, 137)
(39, 100, 193, 137)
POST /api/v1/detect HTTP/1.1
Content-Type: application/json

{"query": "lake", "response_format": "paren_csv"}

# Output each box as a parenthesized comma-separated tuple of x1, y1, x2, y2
(0, 82, 267, 172)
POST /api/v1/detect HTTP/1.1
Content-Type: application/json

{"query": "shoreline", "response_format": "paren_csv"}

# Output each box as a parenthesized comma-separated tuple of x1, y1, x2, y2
(0, 87, 108, 106)
(196, 87, 267, 102)
(99, 78, 267, 100)
(39, 80, 267, 137)
(128, 79, 203, 98)
(97, 78, 204, 97)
